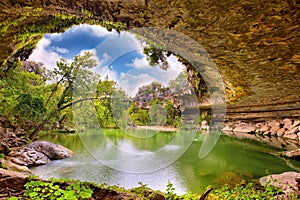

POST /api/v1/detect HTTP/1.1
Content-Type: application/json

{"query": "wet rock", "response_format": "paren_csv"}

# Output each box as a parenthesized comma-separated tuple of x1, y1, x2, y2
(26, 141, 73, 160)
(285, 149, 300, 159)
(233, 123, 256, 133)
(260, 172, 300, 198)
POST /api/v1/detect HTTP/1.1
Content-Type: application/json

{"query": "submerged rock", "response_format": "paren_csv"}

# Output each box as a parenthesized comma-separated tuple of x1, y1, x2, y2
(9, 141, 73, 167)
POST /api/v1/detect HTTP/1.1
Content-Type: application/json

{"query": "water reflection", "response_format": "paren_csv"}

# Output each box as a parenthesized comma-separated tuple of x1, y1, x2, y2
(32, 130, 299, 194)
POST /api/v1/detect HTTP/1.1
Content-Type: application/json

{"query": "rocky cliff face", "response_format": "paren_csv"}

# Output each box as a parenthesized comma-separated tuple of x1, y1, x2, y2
(0, 0, 299, 120)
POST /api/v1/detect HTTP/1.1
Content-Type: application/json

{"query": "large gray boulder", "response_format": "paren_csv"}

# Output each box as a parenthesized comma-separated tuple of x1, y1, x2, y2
(10, 147, 50, 166)
(9, 141, 73, 167)
(26, 141, 73, 160)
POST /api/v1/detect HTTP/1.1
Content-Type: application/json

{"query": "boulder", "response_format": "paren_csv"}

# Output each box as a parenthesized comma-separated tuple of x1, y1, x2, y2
(260, 172, 300, 197)
(9, 141, 73, 167)
(259, 124, 271, 133)
(283, 132, 298, 140)
(285, 126, 299, 135)
(291, 120, 300, 128)
(283, 118, 293, 129)
(0, 159, 32, 174)
(26, 141, 73, 160)
(285, 149, 300, 159)
(276, 128, 287, 137)
(222, 125, 233, 132)
(233, 123, 256, 133)
(269, 121, 281, 136)
(10, 147, 50, 166)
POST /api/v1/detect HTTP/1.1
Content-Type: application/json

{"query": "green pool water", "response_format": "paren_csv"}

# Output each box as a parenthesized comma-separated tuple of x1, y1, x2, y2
(31, 129, 300, 194)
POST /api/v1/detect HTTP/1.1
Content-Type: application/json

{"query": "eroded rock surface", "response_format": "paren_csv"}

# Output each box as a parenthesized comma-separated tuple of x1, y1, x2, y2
(9, 141, 72, 167)
(0, 168, 27, 199)
(26, 141, 73, 160)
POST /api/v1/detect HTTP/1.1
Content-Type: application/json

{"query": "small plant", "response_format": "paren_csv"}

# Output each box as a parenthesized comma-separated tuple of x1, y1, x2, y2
(165, 181, 178, 200)
(23, 178, 93, 199)
(8, 197, 18, 200)
(211, 181, 286, 200)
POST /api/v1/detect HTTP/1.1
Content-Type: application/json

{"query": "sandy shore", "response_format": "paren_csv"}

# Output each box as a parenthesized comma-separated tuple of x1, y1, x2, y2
(130, 125, 178, 132)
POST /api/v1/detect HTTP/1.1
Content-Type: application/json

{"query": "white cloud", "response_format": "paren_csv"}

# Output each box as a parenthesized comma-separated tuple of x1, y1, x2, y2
(53, 46, 69, 54)
(98, 52, 112, 67)
(97, 66, 118, 81)
(125, 57, 150, 69)
(89, 24, 116, 37)
(28, 38, 61, 70)
(118, 72, 157, 97)
(118, 55, 185, 97)
(48, 33, 63, 42)
(166, 55, 185, 73)
(68, 24, 114, 38)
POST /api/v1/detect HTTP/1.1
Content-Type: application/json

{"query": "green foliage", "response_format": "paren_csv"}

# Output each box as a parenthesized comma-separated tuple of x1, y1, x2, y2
(211, 181, 285, 200)
(149, 101, 166, 126)
(143, 46, 169, 70)
(94, 77, 117, 128)
(23, 179, 93, 200)
(81, 9, 93, 18)
(0, 153, 6, 169)
(165, 181, 200, 200)
(164, 100, 181, 127)
(165, 181, 178, 200)
(0, 60, 47, 125)
(8, 197, 18, 200)
(194, 112, 211, 125)
(14, 93, 46, 122)
(128, 104, 150, 126)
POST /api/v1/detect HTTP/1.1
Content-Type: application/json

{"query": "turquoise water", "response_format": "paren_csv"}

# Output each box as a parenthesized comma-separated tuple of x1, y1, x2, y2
(31, 129, 300, 194)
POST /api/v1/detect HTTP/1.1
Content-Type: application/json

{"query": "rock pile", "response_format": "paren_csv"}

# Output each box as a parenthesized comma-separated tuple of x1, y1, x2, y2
(0, 126, 29, 153)
(223, 118, 300, 142)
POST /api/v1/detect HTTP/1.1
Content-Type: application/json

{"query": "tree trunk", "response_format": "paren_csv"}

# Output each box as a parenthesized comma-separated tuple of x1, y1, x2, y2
(29, 119, 48, 141)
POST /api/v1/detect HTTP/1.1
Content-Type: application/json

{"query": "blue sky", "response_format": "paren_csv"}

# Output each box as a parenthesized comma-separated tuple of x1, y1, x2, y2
(28, 24, 184, 96)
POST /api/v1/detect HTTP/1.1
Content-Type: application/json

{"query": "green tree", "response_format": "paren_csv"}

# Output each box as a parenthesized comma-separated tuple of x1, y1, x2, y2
(164, 100, 181, 127)
(111, 87, 132, 128)
(149, 98, 166, 126)
(29, 51, 98, 140)
(0, 60, 47, 126)
(94, 76, 118, 128)
(128, 103, 150, 126)
(14, 93, 46, 123)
